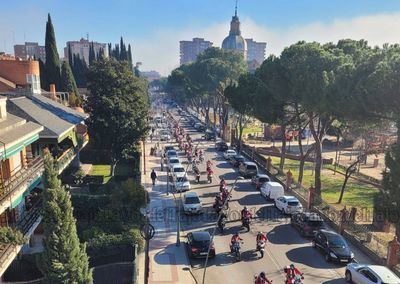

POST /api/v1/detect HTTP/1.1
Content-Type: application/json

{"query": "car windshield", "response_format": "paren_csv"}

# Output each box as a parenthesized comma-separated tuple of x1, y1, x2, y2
(288, 201, 299, 206)
(185, 197, 200, 204)
(167, 151, 177, 156)
(177, 177, 188, 182)
(306, 220, 324, 227)
(169, 159, 179, 163)
(328, 236, 347, 248)
(174, 168, 185, 172)
(247, 165, 257, 170)
(259, 177, 269, 182)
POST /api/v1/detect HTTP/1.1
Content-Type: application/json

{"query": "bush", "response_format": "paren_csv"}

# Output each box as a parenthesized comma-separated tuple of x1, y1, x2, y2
(87, 229, 144, 254)
(81, 226, 105, 242)
(72, 167, 86, 185)
(0, 227, 26, 245)
(94, 210, 124, 234)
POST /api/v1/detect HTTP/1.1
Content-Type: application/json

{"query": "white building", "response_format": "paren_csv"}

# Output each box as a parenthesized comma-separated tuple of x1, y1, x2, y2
(64, 38, 108, 65)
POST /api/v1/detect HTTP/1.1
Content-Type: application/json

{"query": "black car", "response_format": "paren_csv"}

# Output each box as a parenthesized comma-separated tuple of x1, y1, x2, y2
(313, 229, 354, 263)
(198, 125, 206, 132)
(204, 130, 216, 141)
(164, 145, 175, 152)
(215, 141, 228, 151)
(229, 155, 245, 167)
(291, 212, 324, 237)
(187, 231, 215, 258)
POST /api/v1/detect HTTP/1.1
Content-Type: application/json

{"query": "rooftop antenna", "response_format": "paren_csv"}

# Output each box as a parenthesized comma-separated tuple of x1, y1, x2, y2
(235, 0, 238, 16)
(86, 33, 89, 41)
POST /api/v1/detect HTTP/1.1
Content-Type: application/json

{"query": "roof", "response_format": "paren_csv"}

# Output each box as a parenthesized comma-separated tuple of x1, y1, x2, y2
(320, 229, 340, 237)
(7, 95, 87, 139)
(368, 265, 400, 281)
(243, 161, 257, 165)
(0, 121, 43, 146)
(282, 195, 299, 201)
(257, 174, 269, 178)
(184, 191, 199, 197)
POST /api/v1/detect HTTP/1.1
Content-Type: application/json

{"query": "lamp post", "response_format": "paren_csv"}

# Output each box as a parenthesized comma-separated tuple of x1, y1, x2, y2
(202, 175, 244, 284)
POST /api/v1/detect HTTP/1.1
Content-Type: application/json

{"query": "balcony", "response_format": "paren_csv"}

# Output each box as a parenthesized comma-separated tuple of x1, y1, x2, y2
(56, 147, 77, 174)
(0, 156, 44, 214)
(0, 198, 42, 277)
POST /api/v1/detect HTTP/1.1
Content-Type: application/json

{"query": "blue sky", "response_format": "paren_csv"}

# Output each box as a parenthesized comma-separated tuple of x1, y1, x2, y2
(2, 0, 400, 74)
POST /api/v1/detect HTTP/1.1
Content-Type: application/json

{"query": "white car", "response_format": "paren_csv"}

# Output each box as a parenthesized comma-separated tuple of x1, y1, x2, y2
(159, 129, 171, 141)
(275, 196, 303, 214)
(182, 192, 203, 215)
(171, 164, 185, 179)
(165, 150, 178, 161)
(173, 173, 191, 192)
(168, 157, 181, 172)
(345, 263, 400, 284)
(223, 149, 237, 160)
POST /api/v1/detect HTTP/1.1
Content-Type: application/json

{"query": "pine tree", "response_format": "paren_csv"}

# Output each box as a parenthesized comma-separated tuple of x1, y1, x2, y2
(44, 14, 61, 91)
(38, 58, 47, 91)
(67, 44, 73, 68)
(40, 152, 92, 283)
(61, 61, 80, 103)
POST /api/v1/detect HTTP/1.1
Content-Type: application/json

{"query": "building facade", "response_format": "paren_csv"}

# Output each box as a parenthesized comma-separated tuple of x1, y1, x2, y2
(180, 38, 213, 65)
(64, 38, 108, 65)
(13, 42, 46, 62)
(141, 70, 161, 82)
(246, 38, 266, 66)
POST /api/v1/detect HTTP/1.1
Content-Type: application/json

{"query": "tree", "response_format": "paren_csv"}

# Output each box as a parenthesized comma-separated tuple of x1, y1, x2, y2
(44, 14, 61, 91)
(61, 61, 80, 105)
(40, 153, 92, 283)
(42, 151, 61, 190)
(38, 58, 47, 91)
(89, 42, 96, 65)
(85, 59, 149, 176)
(72, 54, 88, 88)
(120, 37, 127, 61)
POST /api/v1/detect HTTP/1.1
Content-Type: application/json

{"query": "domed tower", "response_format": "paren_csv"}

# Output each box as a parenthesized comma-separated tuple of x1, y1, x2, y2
(222, 2, 247, 58)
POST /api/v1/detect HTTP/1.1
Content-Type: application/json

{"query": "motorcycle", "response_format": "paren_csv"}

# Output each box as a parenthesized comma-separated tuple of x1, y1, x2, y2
(207, 172, 213, 183)
(256, 240, 266, 258)
(254, 275, 273, 284)
(285, 275, 304, 284)
(231, 241, 242, 261)
(242, 217, 251, 232)
(218, 215, 226, 233)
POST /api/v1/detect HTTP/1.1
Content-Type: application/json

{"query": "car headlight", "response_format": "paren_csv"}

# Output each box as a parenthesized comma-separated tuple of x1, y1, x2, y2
(329, 252, 338, 258)
(350, 252, 354, 259)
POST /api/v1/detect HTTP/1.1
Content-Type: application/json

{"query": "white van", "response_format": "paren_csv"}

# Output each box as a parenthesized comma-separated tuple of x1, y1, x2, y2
(260, 181, 284, 201)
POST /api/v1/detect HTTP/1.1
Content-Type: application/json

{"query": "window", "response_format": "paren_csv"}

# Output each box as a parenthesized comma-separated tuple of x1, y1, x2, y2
(359, 269, 378, 283)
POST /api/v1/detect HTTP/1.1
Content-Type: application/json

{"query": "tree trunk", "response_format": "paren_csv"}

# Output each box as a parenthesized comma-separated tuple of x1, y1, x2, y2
(309, 116, 322, 198)
(279, 124, 287, 173)
(298, 145, 315, 186)
(238, 115, 244, 153)
(338, 159, 360, 203)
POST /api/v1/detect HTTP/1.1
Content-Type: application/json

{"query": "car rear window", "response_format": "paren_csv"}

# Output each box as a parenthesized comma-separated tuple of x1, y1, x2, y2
(170, 159, 179, 163)
(259, 177, 269, 182)
(167, 151, 177, 156)
(247, 165, 257, 170)
(185, 197, 200, 204)
(288, 201, 300, 206)
(177, 177, 187, 182)
(174, 167, 185, 172)
(306, 220, 323, 227)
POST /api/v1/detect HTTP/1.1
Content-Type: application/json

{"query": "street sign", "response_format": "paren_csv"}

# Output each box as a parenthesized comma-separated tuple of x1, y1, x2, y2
(140, 223, 155, 240)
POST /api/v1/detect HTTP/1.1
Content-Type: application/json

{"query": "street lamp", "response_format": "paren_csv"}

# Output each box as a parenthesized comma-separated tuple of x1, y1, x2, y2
(201, 175, 244, 284)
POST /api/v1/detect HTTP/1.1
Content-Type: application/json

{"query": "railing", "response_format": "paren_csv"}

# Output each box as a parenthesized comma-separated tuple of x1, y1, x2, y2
(0, 156, 44, 205)
(56, 147, 77, 173)
(16, 199, 42, 235)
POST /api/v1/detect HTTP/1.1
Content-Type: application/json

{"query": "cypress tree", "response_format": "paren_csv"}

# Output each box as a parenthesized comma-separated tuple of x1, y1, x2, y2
(44, 14, 61, 91)
(108, 43, 112, 59)
(89, 42, 95, 65)
(127, 44, 132, 63)
(40, 152, 92, 283)
(68, 44, 73, 68)
(120, 37, 127, 61)
(38, 58, 47, 91)
(98, 47, 105, 60)
(114, 44, 120, 60)
(61, 61, 80, 100)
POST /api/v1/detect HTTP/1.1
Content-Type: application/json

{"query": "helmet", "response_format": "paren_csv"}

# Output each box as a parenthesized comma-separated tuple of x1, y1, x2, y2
(244, 206, 247, 210)
(260, 272, 266, 278)
(259, 231, 263, 235)
(290, 264, 295, 269)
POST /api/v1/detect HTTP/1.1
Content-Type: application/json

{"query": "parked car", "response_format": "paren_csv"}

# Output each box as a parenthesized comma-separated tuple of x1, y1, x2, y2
(251, 174, 270, 190)
(187, 231, 215, 258)
(345, 263, 400, 283)
(229, 155, 245, 167)
(260, 182, 284, 201)
(291, 212, 324, 237)
(215, 141, 229, 151)
(223, 149, 237, 160)
(204, 130, 216, 141)
(182, 192, 203, 215)
(238, 161, 258, 178)
(171, 164, 185, 180)
(173, 173, 191, 192)
(167, 157, 181, 172)
(165, 150, 178, 161)
(159, 129, 171, 141)
(275, 196, 303, 214)
(313, 229, 354, 263)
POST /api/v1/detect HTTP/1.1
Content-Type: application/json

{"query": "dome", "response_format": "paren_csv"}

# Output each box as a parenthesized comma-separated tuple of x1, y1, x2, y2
(222, 34, 247, 54)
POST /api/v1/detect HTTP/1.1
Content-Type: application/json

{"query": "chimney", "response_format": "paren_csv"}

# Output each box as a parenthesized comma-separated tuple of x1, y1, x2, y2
(49, 84, 57, 101)
(0, 97, 7, 120)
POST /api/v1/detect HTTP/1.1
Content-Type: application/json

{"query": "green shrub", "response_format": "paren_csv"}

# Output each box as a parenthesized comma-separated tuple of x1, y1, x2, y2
(0, 227, 26, 245)
(94, 210, 124, 234)
(81, 226, 104, 242)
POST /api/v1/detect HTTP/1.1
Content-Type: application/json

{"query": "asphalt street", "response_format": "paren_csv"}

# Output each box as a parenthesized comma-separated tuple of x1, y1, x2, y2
(160, 107, 375, 284)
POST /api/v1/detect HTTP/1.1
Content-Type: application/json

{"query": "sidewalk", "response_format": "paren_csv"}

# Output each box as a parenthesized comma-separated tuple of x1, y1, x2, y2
(138, 140, 196, 284)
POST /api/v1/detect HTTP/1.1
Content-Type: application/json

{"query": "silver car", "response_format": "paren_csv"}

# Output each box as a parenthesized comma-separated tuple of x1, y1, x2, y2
(345, 263, 400, 283)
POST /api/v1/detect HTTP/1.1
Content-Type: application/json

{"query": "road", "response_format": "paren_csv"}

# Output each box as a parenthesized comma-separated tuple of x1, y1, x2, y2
(154, 106, 375, 284)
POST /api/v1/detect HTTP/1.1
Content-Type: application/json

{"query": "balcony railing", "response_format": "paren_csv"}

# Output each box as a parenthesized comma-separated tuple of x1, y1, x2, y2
(0, 156, 44, 205)
(56, 147, 77, 173)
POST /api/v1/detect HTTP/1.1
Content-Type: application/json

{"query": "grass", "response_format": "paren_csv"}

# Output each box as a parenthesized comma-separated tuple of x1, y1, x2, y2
(89, 164, 133, 184)
(270, 156, 379, 212)
(242, 125, 263, 136)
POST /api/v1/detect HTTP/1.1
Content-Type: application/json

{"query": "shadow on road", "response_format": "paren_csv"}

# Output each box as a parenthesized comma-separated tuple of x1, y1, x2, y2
(285, 246, 342, 269)
(237, 193, 268, 206)
(322, 279, 346, 284)
(219, 172, 238, 181)
(216, 162, 233, 169)
(268, 224, 310, 245)
(154, 244, 191, 266)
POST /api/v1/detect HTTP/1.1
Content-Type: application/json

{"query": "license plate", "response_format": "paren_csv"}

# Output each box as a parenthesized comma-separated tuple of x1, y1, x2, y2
(200, 252, 208, 255)
(340, 259, 348, 262)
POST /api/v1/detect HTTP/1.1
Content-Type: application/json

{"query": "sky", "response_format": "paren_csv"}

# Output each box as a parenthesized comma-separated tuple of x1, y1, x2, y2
(2, 0, 400, 75)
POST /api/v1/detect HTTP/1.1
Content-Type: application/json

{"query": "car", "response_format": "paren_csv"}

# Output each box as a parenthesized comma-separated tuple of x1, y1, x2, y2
(159, 129, 171, 141)
(345, 263, 400, 283)
(164, 145, 175, 152)
(228, 155, 245, 167)
(173, 173, 191, 192)
(165, 150, 178, 161)
(198, 124, 206, 132)
(238, 161, 258, 178)
(260, 181, 284, 201)
(275, 196, 303, 214)
(171, 164, 185, 178)
(187, 231, 215, 258)
(251, 174, 270, 190)
(204, 130, 216, 141)
(194, 122, 203, 130)
(291, 212, 324, 237)
(215, 141, 228, 151)
(223, 149, 237, 159)
(167, 157, 181, 172)
(182, 192, 203, 215)
(313, 229, 354, 263)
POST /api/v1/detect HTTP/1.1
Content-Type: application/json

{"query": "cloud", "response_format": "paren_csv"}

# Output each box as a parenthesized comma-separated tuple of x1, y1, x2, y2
(134, 12, 400, 76)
